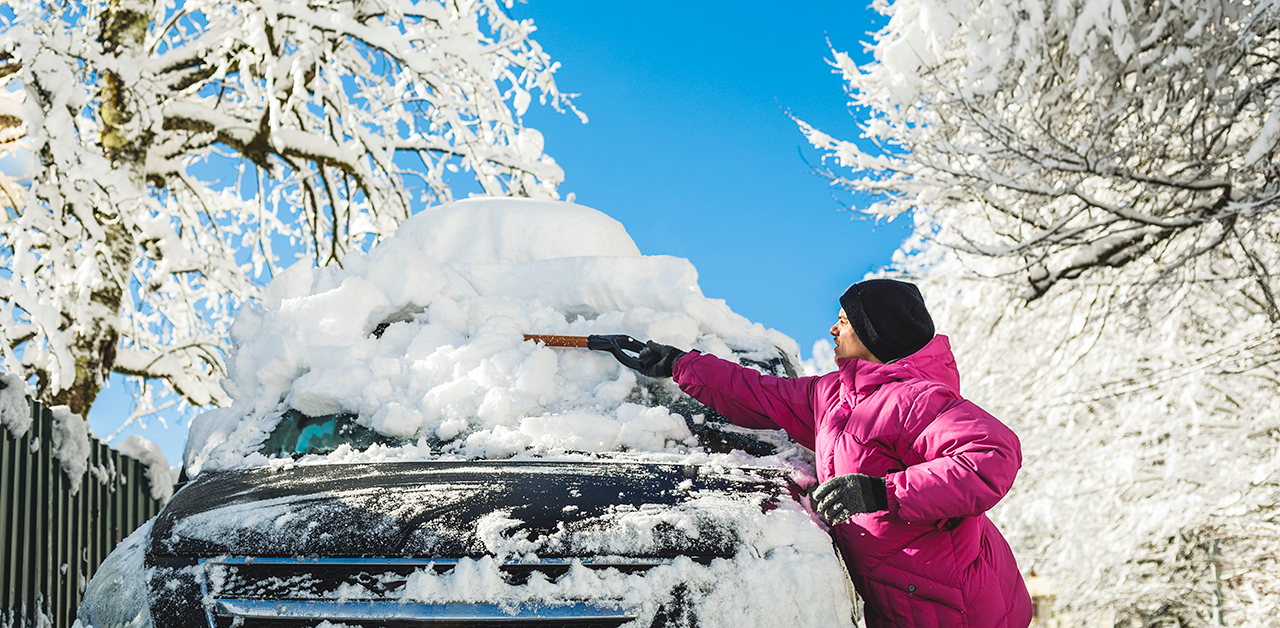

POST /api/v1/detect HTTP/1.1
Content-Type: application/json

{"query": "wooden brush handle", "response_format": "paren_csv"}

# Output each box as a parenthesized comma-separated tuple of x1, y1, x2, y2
(523, 334, 591, 348)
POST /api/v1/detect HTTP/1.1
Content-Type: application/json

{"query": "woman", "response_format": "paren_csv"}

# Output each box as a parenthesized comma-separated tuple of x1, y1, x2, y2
(610, 279, 1032, 628)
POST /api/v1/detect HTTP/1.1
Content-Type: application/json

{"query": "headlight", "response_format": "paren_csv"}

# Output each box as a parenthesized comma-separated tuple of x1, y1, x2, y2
(79, 520, 153, 628)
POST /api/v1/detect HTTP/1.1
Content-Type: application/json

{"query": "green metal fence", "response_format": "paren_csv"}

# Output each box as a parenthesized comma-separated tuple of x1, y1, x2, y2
(1, 397, 169, 627)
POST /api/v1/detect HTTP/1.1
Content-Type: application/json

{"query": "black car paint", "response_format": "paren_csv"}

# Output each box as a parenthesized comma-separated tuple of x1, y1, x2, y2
(145, 460, 800, 627)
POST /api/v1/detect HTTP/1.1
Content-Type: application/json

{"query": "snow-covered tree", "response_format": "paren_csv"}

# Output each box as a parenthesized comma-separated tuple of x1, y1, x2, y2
(0, 0, 580, 418)
(803, 0, 1280, 624)
(0, 61, 22, 209)
(802, 0, 1280, 302)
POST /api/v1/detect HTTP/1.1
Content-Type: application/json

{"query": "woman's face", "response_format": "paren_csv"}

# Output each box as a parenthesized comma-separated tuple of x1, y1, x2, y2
(830, 309, 882, 363)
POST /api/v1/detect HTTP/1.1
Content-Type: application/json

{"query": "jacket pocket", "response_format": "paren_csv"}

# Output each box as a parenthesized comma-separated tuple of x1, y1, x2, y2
(860, 562, 967, 628)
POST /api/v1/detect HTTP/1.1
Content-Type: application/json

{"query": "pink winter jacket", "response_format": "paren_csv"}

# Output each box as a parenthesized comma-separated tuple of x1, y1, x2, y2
(673, 335, 1032, 628)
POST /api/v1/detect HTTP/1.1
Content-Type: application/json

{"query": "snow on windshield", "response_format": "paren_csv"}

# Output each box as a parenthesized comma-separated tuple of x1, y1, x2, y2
(185, 198, 806, 475)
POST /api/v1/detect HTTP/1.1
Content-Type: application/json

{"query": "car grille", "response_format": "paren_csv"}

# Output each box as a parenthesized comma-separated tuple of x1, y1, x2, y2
(197, 557, 678, 628)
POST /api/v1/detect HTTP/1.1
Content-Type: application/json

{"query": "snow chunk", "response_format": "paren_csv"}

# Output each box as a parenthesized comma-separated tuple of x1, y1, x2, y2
(0, 371, 31, 437)
(615, 403, 693, 450)
(50, 406, 91, 493)
(370, 402, 425, 439)
(116, 434, 177, 502)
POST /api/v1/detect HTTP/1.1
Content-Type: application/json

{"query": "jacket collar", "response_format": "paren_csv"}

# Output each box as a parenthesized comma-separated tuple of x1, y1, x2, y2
(836, 335, 960, 399)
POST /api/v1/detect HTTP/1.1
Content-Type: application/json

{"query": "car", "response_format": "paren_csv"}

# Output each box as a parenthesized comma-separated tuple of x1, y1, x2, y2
(77, 198, 857, 628)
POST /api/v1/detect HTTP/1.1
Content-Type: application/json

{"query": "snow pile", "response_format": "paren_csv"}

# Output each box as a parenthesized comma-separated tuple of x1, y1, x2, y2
(115, 435, 178, 502)
(0, 370, 31, 437)
(186, 198, 802, 474)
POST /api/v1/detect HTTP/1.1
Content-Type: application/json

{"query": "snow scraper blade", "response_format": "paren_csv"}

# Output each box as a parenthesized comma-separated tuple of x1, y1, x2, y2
(524, 333, 647, 371)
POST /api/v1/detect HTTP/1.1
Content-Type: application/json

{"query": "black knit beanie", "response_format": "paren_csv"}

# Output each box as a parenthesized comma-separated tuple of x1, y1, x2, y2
(839, 279, 935, 363)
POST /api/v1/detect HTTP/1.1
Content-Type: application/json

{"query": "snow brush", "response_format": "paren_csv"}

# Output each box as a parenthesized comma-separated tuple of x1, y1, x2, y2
(526, 334, 780, 457)
(523, 334, 647, 371)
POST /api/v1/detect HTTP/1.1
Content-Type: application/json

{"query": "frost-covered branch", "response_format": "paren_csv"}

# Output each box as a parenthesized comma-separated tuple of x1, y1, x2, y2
(0, 0, 579, 418)
(801, 0, 1280, 302)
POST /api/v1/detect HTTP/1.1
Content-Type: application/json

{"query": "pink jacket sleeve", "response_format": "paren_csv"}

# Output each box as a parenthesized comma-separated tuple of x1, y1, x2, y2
(885, 397, 1022, 522)
(672, 352, 820, 450)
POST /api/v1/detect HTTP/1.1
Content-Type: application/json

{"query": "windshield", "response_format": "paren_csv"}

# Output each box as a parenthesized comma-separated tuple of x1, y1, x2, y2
(260, 410, 399, 457)
(257, 345, 794, 460)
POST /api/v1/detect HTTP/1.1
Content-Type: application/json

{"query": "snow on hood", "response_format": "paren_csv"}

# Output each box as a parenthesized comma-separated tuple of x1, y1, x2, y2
(185, 198, 804, 475)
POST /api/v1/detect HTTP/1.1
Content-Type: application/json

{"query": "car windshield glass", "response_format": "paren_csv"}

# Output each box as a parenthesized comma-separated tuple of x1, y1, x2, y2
(261, 410, 399, 457)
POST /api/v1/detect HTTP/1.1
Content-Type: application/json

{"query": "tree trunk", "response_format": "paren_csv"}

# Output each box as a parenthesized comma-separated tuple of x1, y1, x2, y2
(38, 0, 154, 417)
(43, 219, 133, 417)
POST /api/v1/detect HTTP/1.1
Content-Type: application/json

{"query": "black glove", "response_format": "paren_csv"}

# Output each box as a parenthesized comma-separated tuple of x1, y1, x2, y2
(588, 335, 646, 370)
(811, 473, 888, 524)
(636, 341, 686, 378)
(587, 335, 686, 378)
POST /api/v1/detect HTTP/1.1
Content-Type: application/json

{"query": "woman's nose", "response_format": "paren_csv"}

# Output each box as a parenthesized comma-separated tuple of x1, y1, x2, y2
(830, 323, 839, 336)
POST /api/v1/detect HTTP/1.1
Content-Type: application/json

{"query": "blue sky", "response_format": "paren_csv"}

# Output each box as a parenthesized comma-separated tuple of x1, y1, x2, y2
(505, 0, 907, 347)
(88, 1, 907, 465)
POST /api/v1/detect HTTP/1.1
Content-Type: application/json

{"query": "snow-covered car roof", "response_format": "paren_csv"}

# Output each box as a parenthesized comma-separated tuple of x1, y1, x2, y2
(184, 198, 806, 475)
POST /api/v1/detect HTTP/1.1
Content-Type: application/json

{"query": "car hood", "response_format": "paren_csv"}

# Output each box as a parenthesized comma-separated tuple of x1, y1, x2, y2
(149, 460, 794, 559)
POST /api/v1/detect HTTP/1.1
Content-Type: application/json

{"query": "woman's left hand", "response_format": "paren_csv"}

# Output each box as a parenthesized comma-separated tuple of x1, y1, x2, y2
(811, 473, 889, 523)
